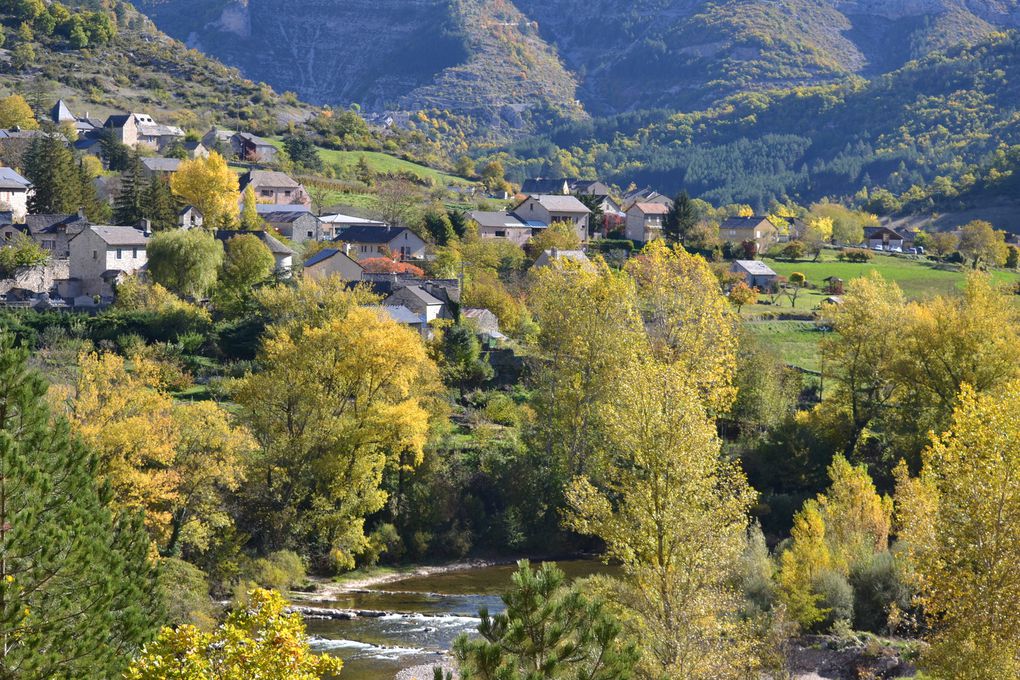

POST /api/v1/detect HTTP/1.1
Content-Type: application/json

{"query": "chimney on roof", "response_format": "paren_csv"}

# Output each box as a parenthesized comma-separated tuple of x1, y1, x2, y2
(343, 242, 351, 256)
(76, 207, 86, 220)
(551, 247, 559, 260)
(139, 218, 152, 236)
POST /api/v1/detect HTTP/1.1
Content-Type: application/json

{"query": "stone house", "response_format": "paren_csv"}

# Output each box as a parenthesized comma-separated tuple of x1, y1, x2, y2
(261, 210, 324, 244)
(303, 246, 365, 282)
(232, 132, 279, 163)
(104, 113, 185, 151)
(25, 212, 90, 257)
(68, 226, 149, 297)
(334, 225, 427, 261)
(468, 210, 537, 247)
(0, 167, 31, 222)
(719, 216, 781, 254)
(178, 206, 204, 229)
(239, 170, 309, 207)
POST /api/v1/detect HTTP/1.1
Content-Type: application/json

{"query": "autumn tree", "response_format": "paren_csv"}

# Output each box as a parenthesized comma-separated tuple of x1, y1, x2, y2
(239, 183, 265, 230)
(957, 219, 1007, 269)
(728, 280, 757, 313)
(786, 271, 807, 307)
(896, 382, 1020, 679)
(0, 93, 37, 129)
(525, 221, 580, 260)
(127, 588, 342, 680)
(566, 357, 757, 679)
(819, 272, 906, 455)
(528, 259, 645, 480)
(170, 151, 240, 227)
(147, 229, 225, 299)
(0, 338, 160, 677)
(213, 233, 276, 315)
(927, 231, 959, 261)
(453, 561, 638, 680)
(232, 294, 440, 569)
(625, 240, 738, 412)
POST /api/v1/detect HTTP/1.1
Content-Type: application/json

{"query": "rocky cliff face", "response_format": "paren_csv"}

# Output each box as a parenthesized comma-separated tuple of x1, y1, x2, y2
(130, 0, 1020, 122)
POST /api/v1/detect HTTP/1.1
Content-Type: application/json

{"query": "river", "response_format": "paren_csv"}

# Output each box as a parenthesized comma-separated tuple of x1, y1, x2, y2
(304, 559, 616, 680)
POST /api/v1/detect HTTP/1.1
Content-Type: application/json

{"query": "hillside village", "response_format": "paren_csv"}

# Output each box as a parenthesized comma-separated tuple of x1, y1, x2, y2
(0, 96, 1015, 327)
(0, 86, 1019, 680)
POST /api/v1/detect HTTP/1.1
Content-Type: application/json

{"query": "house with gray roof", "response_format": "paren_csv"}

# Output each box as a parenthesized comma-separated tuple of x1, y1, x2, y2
(69, 226, 149, 297)
(334, 225, 426, 261)
(261, 210, 323, 244)
(24, 212, 90, 257)
(0, 168, 31, 221)
(514, 194, 591, 242)
(730, 259, 778, 290)
(303, 246, 364, 282)
(104, 113, 184, 151)
(239, 170, 309, 207)
(468, 211, 536, 246)
(140, 156, 182, 178)
(232, 132, 278, 163)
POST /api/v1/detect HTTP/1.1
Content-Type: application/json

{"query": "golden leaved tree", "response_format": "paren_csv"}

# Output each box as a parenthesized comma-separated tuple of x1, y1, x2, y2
(232, 294, 440, 570)
(170, 151, 240, 228)
(566, 357, 758, 679)
(624, 240, 738, 413)
(895, 382, 1020, 679)
(59, 351, 251, 555)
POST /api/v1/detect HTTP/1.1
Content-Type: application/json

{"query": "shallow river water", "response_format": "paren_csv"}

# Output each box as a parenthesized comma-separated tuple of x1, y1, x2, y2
(305, 559, 616, 680)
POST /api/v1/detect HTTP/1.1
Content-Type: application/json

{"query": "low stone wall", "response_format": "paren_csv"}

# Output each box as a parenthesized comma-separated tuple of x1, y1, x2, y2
(0, 260, 70, 295)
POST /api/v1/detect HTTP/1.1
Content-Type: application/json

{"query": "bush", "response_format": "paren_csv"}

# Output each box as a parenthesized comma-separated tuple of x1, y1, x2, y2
(248, 550, 306, 591)
(156, 557, 216, 629)
(837, 248, 872, 263)
(813, 569, 854, 631)
(850, 551, 911, 634)
(359, 523, 403, 566)
(483, 392, 522, 427)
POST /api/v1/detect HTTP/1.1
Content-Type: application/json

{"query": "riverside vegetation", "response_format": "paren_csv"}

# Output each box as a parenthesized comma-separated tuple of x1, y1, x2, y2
(0, 229, 1017, 677)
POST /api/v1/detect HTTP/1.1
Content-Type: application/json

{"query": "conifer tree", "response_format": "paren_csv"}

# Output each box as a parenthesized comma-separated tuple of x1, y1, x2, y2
(23, 130, 82, 214)
(663, 190, 699, 244)
(0, 336, 161, 677)
(77, 158, 110, 223)
(144, 175, 179, 231)
(114, 152, 145, 226)
(239, 183, 263, 230)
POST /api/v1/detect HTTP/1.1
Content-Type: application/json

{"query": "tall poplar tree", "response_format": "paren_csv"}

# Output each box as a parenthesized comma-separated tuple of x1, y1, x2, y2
(0, 336, 161, 677)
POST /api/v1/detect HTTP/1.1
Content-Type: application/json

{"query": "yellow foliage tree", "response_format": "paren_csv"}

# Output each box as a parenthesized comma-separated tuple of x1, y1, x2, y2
(127, 588, 342, 680)
(60, 350, 250, 555)
(528, 258, 645, 479)
(895, 382, 1020, 679)
(625, 240, 738, 412)
(170, 151, 240, 228)
(777, 501, 832, 629)
(566, 357, 757, 679)
(0, 94, 38, 130)
(232, 304, 439, 569)
(816, 455, 892, 572)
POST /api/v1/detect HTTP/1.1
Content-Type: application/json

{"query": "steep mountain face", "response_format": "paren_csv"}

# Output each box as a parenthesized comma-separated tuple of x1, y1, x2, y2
(130, 0, 1020, 122)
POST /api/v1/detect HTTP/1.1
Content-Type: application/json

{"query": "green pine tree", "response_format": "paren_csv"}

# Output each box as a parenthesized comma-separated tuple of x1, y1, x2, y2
(114, 152, 145, 226)
(24, 130, 82, 214)
(0, 336, 161, 677)
(664, 190, 700, 244)
(78, 159, 111, 223)
(144, 175, 180, 231)
(453, 561, 638, 679)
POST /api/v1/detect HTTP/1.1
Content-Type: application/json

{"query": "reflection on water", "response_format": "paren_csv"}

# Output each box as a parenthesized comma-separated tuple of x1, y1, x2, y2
(306, 559, 614, 680)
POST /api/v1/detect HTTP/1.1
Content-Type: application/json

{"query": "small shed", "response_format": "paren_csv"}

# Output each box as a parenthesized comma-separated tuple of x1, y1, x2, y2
(730, 260, 778, 289)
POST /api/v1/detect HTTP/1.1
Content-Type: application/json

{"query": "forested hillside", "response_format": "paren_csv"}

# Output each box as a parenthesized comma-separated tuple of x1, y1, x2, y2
(498, 30, 1020, 211)
(131, 0, 1020, 120)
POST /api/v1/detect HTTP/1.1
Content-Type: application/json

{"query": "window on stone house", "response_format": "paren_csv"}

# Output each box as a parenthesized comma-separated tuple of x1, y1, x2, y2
(117, 249, 122, 259)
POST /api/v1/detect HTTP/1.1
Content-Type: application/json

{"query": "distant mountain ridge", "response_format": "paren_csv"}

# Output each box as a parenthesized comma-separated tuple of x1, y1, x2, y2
(130, 0, 1020, 125)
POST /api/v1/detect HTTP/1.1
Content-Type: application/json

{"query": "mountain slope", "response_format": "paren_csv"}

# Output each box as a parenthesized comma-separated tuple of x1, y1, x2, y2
(0, 0, 311, 132)
(499, 30, 1020, 210)
(130, 0, 1020, 123)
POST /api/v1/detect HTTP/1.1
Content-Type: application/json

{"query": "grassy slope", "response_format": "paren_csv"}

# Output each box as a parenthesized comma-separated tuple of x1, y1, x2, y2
(742, 253, 1020, 371)
(266, 139, 470, 186)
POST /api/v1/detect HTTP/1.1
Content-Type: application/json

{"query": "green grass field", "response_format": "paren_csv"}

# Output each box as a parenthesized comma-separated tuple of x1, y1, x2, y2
(745, 321, 826, 373)
(741, 252, 1020, 372)
(763, 253, 1020, 300)
(266, 139, 470, 186)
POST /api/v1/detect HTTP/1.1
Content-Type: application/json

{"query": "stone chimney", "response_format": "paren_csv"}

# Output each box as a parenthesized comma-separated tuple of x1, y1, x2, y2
(551, 247, 559, 260)
(139, 218, 152, 236)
